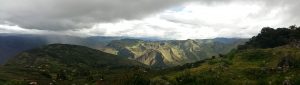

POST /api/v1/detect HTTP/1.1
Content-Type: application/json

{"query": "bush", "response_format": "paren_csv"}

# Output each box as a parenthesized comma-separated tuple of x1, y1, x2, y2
(241, 50, 271, 61)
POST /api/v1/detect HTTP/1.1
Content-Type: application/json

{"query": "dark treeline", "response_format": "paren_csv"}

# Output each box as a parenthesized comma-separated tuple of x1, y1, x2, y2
(238, 25, 300, 49)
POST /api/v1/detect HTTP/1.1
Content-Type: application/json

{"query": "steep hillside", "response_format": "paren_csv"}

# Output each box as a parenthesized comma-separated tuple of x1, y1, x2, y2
(104, 38, 247, 67)
(0, 44, 147, 85)
(150, 26, 300, 85)
(152, 45, 300, 85)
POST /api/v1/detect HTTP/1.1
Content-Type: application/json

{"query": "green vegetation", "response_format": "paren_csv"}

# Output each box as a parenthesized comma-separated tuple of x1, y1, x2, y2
(1, 26, 300, 85)
(238, 25, 300, 49)
(153, 46, 300, 85)
(0, 44, 149, 85)
(151, 25, 300, 85)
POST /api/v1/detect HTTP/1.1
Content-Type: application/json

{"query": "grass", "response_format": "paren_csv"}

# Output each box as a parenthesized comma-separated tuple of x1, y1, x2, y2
(1, 43, 300, 85)
(151, 45, 300, 85)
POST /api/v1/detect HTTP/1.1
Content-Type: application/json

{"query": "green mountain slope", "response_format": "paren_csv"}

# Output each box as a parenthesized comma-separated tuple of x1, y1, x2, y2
(1, 26, 299, 85)
(152, 45, 300, 85)
(150, 26, 300, 85)
(0, 44, 148, 85)
(103, 38, 247, 67)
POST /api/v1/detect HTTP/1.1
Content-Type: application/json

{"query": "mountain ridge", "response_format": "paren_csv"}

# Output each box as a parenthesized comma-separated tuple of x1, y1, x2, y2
(150, 25, 300, 85)
(103, 38, 248, 67)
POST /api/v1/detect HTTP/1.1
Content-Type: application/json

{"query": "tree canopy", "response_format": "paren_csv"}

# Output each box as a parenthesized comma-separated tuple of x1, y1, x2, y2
(238, 25, 300, 49)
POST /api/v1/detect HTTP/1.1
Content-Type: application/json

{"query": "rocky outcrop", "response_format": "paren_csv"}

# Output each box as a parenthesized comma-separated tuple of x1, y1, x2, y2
(136, 50, 166, 67)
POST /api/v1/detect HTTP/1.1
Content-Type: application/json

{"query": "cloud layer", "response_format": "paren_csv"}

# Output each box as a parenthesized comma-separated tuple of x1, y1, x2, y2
(1, 0, 300, 39)
(0, 0, 187, 30)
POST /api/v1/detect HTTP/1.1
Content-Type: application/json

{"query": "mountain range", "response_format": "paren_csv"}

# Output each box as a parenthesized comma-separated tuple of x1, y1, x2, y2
(103, 38, 247, 67)
(0, 26, 300, 84)
(151, 26, 300, 85)
(0, 33, 247, 66)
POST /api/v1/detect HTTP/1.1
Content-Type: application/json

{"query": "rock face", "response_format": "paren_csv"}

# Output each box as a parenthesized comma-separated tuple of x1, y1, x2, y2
(136, 50, 166, 67)
(103, 38, 248, 67)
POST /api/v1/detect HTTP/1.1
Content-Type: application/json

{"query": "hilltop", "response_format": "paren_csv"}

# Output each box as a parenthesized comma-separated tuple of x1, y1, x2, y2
(0, 44, 148, 85)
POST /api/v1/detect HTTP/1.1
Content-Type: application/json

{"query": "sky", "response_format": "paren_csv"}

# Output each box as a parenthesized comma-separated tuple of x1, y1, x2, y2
(0, 0, 299, 40)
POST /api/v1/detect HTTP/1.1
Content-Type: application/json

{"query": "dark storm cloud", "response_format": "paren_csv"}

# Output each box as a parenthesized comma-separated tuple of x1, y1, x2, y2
(0, 0, 190, 31)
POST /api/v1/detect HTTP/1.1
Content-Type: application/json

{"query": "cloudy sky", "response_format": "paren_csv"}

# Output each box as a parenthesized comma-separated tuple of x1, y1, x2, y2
(0, 0, 299, 40)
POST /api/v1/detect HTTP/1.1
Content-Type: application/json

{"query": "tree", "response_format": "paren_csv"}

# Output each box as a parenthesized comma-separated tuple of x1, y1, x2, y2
(238, 25, 300, 49)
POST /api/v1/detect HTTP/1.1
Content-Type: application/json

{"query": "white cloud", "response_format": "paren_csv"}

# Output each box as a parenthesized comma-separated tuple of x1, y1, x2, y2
(0, 0, 298, 40)
(0, 24, 90, 36)
(0, 25, 45, 34)
(72, 1, 292, 40)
